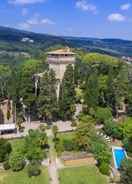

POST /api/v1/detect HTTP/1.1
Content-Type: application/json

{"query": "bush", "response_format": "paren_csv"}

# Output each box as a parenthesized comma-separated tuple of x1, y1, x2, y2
(99, 162, 110, 175)
(63, 139, 76, 151)
(120, 159, 132, 184)
(27, 162, 41, 177)
(3, 160, 10, 170)
(103, 119, 122, 139)
(95, 107, 112, 124)
(9, 151, 26, 171)
(0, 139, 12, 162)
(123, 137, 132, 153)
(55, 139, 64, 155)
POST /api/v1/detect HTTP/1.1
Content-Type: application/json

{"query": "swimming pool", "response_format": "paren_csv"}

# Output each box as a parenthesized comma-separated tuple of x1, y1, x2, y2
(112, 146, 127, 169)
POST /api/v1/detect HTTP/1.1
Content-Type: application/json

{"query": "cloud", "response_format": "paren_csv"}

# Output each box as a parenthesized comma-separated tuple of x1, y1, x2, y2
(76, 0, 97, 14)
(9, 0, 46, 5)
(108, 13, 126, 22)
(18, 15, 55, 30)
(120, 3, 131, 10)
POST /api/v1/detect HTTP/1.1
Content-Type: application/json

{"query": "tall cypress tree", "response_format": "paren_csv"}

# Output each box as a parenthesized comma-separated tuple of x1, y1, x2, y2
(37, 69, 58, 122)
(84, 69, 99, 111)
(59, 65, 75, 120)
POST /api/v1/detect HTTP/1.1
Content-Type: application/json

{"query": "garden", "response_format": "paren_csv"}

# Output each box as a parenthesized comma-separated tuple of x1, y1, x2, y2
(0, 128, 49, 183)
(59, 166, 108, 184)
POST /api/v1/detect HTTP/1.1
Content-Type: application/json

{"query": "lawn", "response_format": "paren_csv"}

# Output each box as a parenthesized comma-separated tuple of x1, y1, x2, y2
(0, 167, 49, 184)
(58, 132, 75, 141)
(59, 166, 108, 184)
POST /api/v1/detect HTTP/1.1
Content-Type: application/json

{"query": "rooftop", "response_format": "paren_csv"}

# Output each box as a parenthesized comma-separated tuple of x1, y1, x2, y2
(47, 47, 75, 55)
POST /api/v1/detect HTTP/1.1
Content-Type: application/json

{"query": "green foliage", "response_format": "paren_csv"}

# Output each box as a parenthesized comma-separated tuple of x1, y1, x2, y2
(9, 150, 26, 172)
(59, 65, 75, 120)
(0, 139, 12, 162)
(3, 160, 10, 170)
(120, 159, 132, 184)
(27, 161, 41, 177)
(103, 119, 122, 139)
(37, 69, 58, 122)
(24, 130, 48, 161)
(95, 107, 112, 124)
(0, 65, 11, 98)
(82, 53, 119, 65)
(91, 137, 111, 166)
(98, 162, 110, 175)
(84, 69, 99, 111)
(123, 137, 132, 153)
(0, 109, 4, 124)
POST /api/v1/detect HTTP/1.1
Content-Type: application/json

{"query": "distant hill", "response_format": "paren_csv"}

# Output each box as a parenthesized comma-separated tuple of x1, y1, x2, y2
(0, 26, 132, 64)
(64, 36, 132, 57)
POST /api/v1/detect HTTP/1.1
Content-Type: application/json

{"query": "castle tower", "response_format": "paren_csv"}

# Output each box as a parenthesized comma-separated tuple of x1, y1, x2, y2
(47, 47, 75, 81)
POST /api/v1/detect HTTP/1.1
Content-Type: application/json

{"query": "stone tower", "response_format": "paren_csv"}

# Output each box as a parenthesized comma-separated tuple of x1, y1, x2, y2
(47, 47, 75, 81)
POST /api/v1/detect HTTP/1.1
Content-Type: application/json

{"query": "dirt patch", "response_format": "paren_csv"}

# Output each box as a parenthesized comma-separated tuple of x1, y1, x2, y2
(63, 157, 97, 167)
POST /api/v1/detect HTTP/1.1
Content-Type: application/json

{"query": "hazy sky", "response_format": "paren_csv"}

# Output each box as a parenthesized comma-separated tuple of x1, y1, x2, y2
(0, 0, 132, 40)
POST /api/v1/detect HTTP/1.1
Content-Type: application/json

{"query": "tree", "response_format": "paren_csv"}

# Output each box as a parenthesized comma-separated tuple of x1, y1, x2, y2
(9, 150, 26, 171)
(75, 118, 95, 151)
(84, 69, 99, 111)
(59, 65, 75, 120)
(0, 109, 4, 124)
(0, 139, 12, 162)
(27, 161, 41, 177)
(0, 65, 11, 99)
(105, 67, 117, 116)
(37, 69, 58, 122)
(24, 130, 48, 161)
(95, 107, 112, 124)
(120, 159, 132, 184)
(16, 112, 24, 132)
(18, 59, 44, 121)
(103, 119, 122, 139)
(123, 137, 132, 153)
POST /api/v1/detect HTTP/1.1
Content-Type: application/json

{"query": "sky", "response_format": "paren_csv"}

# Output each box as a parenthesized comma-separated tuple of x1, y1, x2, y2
(0, 0, 132, 40)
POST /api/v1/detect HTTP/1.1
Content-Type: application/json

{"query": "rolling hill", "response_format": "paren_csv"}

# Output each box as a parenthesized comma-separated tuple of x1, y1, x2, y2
(0, 26, 132, 65)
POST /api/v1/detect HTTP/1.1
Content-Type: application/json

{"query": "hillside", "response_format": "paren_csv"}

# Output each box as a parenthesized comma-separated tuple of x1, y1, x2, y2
(0, 26, 132, 65)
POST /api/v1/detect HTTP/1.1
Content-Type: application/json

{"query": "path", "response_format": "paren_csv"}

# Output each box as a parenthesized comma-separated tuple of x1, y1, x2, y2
(46, 129, 59, 184)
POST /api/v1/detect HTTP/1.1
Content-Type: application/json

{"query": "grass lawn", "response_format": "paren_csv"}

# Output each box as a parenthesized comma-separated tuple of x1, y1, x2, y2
(58, 132, 75, 141)
(59, 166, 108, 184)
(0, 167, 49, 184)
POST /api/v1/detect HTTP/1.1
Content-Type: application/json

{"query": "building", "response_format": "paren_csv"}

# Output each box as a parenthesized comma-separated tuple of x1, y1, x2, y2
(47, 47, 76, 81)
(34, 47, 76, 98)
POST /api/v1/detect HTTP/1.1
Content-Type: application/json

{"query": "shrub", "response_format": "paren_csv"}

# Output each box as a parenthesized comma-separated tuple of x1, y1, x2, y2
(103, 119, 122, 139)
(27, 162, 41, 177)
(55, 139, 64, 155)
(99, 162, 110, 175)
(63, 139, 76, 151)
(95, 107, 112, 124)
(120, 159, 132, 184)
(123, 137, 132, 153)
(0, 139, 12, 162)
(9, 151, 26, 171)
(3, 160, 10, 170)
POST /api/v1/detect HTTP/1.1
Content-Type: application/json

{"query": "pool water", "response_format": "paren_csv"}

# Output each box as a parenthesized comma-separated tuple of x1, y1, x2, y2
(113, 148, 127, 169)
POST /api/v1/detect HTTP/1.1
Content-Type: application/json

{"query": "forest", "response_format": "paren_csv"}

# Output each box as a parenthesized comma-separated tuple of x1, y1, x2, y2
(0, 49, 132, 183)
